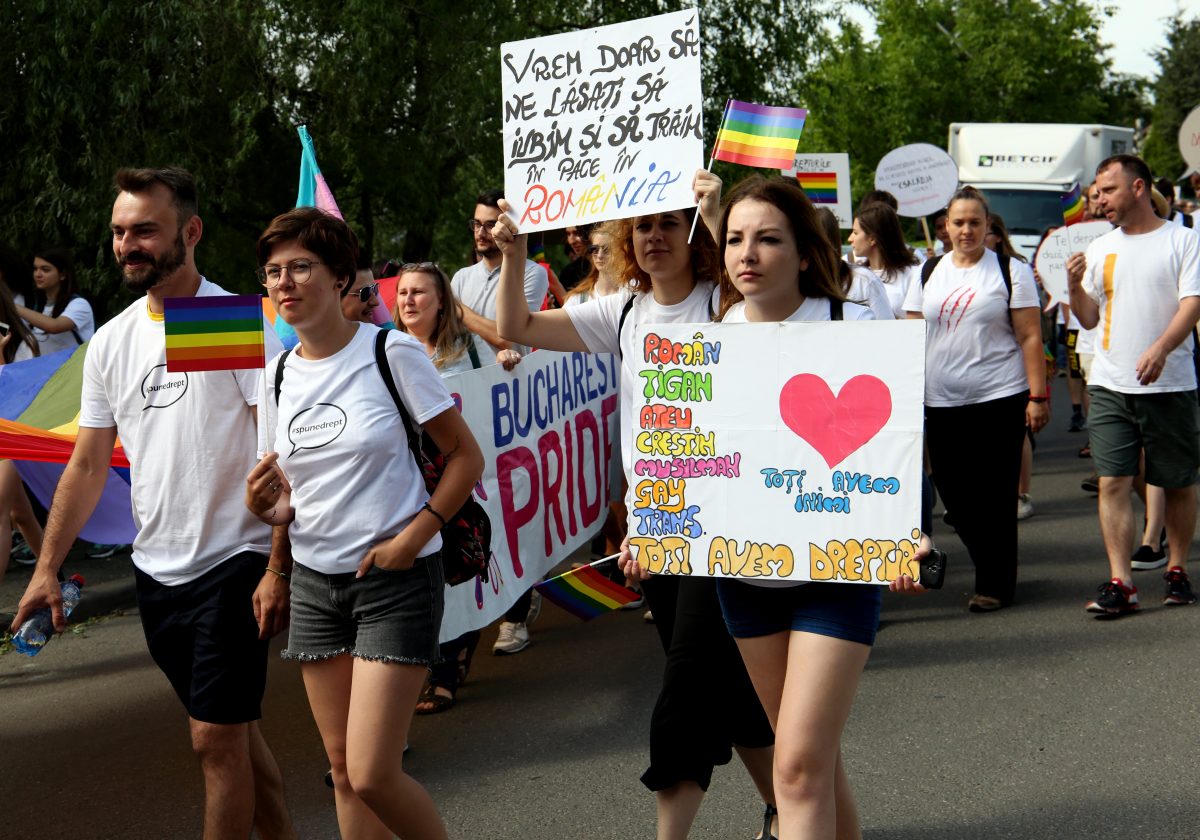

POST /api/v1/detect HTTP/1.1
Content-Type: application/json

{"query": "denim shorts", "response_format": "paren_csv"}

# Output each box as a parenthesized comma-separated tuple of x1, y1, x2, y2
(283, 554, 444, 666)
(716, 579, 882, 646)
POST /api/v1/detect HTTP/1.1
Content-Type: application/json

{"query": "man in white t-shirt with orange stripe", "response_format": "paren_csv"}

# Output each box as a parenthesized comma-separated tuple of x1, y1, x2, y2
(1067, 154, 1200, 618)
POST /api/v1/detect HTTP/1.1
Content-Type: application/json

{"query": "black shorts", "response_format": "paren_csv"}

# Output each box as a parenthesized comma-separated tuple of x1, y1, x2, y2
(135, 552, 270, 724)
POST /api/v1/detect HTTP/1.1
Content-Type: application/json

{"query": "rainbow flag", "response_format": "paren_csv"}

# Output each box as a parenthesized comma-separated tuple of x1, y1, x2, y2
(534, 561, 641, 621)
(1061, 183, 1085, 225)
(164, 295, 265, 373)
(796, 171, 838, 204)
(0, 347, 136, 544)
(712, 99, 808, 170)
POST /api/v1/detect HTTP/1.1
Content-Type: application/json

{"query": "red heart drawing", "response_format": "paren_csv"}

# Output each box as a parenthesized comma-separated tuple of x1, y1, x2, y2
(779, 374, 892, 468)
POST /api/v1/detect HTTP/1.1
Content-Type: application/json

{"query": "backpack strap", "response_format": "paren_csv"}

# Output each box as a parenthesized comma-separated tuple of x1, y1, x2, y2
(273, 348, 293, 404)
(830, 297, 843, 321)
(998, 253, 1012, 304)
(466, 340, 482, 370)
(616, 293, 637, 360)
(920, 254, 944, 287)
(1185, 213, 1195, 229)
(373, 330, 424, 466)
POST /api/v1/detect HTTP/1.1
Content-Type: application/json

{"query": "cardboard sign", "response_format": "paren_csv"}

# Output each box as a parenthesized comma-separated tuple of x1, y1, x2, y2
(783, 153, 852, 227)
(627, 320, 926, 585)
(1033, 221, 1113, 304)
(500, 10, 704, 233)
(439, 351, 621, 641)
(874, 143, 959, 218)
(1179, 105, 1200, 172)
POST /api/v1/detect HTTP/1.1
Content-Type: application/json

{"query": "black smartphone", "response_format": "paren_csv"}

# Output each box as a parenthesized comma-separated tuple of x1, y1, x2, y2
(919, 548, 947, 590)
(0, 321, 9, 337)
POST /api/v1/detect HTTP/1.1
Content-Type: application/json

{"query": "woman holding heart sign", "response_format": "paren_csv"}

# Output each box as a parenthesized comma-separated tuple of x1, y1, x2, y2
(904, 186, 1048, 614)
(713, 174, 932, 840)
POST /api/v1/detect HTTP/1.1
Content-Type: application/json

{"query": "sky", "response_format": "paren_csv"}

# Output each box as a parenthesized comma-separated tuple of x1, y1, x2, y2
(842, 0, 1192, 80)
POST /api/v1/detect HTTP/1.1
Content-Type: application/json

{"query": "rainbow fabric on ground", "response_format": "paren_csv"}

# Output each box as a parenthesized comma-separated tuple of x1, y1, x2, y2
(1061, 183, 1085, 225)
(535, 562, 641, 621)
(712, 99, 808, 170)
(796, 171, 838, 204)
(164, 294, 265, 372)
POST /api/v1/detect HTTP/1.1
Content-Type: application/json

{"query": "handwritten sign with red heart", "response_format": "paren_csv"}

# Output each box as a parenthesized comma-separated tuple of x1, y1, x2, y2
(779, 374, 892, 468)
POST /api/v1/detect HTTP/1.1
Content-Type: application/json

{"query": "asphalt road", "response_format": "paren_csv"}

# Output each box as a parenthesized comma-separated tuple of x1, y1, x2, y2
(3, 380, 1199, 839)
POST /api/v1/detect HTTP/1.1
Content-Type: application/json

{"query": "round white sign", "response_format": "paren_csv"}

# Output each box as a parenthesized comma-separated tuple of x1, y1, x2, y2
(873, 143, 959, 218)
(1033, 220, 1113, 305)
(1178, 105, 1200, 173)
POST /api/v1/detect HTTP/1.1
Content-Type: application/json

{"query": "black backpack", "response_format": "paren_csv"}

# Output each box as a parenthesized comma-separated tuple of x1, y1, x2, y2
(274, 331, 491, 585)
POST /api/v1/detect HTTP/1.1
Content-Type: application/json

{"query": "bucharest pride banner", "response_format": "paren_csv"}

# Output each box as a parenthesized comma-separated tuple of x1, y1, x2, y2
(439, 350, 620, 641)
(627, 321, 926, 586)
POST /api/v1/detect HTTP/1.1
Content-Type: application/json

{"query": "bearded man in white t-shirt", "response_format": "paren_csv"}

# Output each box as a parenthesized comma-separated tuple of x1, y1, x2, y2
(10, 167, 296, 839)
(1067, 154, 1200, 618)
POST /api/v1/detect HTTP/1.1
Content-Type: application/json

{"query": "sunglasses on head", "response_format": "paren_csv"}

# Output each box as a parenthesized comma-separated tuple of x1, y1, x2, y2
(351, 282, 379, 303)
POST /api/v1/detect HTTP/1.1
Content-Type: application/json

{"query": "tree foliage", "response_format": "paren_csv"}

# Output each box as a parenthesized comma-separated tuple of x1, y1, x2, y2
(1141, 14, 1200, 187)
(801, 0, 1150, 203)
(0, 0, 1139, 317)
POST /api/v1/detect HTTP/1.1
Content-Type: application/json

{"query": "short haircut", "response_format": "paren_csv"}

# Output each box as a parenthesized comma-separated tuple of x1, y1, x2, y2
(859, 189, 899, 211)
(475, 189, 504, 209)
(1154, 177, 1176, 203)
(255, 207, 360, 295)
(929, 207, 948, 225)
(1097, 154, 1153, 191)
(114, 167, 199, 223)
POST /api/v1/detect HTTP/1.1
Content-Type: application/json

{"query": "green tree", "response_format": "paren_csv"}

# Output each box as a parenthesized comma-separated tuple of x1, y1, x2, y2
(1141, 14, 1200, 185)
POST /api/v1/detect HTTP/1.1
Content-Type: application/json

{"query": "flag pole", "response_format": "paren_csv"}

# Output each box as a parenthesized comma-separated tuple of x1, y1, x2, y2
(688, 98, 733, 245)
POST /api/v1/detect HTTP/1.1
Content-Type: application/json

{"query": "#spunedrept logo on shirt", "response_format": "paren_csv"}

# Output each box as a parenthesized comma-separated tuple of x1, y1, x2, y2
(288, 404, 347, 456)
(141, 364, 189, 410)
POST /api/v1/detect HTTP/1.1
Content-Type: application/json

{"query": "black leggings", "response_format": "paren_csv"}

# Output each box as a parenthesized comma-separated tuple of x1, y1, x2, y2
(925, 392, 1028, 603)
(639, 575, 774, 792)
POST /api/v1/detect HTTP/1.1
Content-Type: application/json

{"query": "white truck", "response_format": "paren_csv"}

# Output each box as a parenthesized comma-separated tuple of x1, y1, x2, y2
(947, 123, 1134, 258)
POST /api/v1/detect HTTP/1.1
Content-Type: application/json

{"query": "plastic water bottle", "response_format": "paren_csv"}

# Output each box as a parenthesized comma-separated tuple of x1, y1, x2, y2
(11, 575, 85, 657)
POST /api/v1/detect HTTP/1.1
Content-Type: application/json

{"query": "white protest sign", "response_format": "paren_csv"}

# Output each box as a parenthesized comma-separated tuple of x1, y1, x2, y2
(627, 321, 926, 585)
(438, 351, 621, 641)
(500, 10, 704, 234)
(783, 153, 852, 227)
(874, 143, 959, 218)
(1179, 105, 1200, 172)
(1033, 220, 1113, 304)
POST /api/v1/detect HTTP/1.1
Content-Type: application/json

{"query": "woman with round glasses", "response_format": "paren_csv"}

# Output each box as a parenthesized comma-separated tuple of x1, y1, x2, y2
(245, 207, 483, 840)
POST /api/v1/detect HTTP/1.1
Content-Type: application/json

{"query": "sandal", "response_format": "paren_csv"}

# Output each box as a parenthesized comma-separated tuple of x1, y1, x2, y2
(415, 684, 456, 715)
(754, 803, 778, 840)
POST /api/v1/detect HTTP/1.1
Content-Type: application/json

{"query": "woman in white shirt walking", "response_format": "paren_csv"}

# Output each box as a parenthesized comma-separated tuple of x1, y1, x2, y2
(904, 187, 1049, 612)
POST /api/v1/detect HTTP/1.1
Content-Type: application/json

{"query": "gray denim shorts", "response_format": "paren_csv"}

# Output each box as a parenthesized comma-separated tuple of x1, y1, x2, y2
(283, 554, 444, 666)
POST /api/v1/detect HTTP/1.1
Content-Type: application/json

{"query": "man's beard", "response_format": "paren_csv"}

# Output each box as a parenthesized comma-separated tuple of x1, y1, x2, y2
(120, 229, 187, 293)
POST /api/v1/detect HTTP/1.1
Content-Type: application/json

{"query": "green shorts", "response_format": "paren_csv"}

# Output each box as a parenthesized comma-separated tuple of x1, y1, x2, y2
(1087, 386, 1200, 487)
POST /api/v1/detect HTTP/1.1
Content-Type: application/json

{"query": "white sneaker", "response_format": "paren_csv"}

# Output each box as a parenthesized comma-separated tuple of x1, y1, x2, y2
(492, 621, 530, 655)
(525, 589, 542, 626)
(1016, 494, 1034, 521)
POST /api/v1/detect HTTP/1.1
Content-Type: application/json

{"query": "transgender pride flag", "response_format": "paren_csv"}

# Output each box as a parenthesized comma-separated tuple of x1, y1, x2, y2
(296, 125, 344, 219)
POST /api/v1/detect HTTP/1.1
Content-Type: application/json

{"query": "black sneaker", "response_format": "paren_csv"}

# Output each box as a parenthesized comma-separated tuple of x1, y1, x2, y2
(1131, 543, 1168, 571)
(1163, 567, 1196, 606)
(1085, 578, 1138, 617)
(1068, 414, 1087, 432)
(1081, 475, 1099, 494)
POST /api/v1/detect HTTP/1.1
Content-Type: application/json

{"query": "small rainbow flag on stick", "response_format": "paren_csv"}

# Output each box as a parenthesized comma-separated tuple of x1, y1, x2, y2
(535, 556, 641, 621)
(712, 99, 809, 170)
(164, 295, 266, 373)
(797, 171, 838, 204)
(1061, 183, 1085, 226)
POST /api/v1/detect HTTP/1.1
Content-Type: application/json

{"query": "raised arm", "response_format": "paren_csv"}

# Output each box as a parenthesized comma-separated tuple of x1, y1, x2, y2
(492, 200, 589, 352)
(16, 303, 80, 335)
(11, 425, 118, 631)
(1066, 253, 1099, 330)
(458, 304, 512, 352)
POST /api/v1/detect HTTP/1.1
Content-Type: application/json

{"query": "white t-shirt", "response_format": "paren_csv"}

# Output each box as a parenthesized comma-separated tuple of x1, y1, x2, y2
(32, 296, 94, 356)
(848, 266, 896, 320)
(79, 279, 281, 585)
(451, 258, 548, 358)
(567, 280, 716, 476)
(1076, 326, 1095, 356)
(1082, 222, 1200, 394)
(868, 264, 918, 319)
(268, 324, 454, 575)
(903, 250, 1040, 407)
